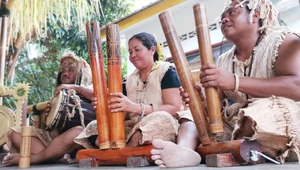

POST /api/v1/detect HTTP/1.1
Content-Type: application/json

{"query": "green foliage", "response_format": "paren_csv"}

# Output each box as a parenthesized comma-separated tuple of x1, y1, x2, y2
(12, 0, 134, 105)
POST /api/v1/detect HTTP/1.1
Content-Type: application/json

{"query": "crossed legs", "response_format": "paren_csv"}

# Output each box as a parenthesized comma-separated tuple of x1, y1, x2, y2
(2, 126, 83, 166)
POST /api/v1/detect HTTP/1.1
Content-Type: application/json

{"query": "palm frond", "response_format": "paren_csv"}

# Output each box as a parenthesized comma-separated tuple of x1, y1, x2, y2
(4, 0, 102, 42)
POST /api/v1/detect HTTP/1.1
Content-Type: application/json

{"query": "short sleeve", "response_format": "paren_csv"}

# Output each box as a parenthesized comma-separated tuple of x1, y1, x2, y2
(161, 66, 181, 89)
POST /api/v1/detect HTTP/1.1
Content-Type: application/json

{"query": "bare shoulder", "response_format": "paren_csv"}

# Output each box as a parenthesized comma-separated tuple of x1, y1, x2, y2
(279, 33, 300, 52)
(275, 33, 300, 76)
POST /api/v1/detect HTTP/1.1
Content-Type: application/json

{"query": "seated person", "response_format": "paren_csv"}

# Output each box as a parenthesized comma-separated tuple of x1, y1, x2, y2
(2, 51, 96, 166)
(151, 0, 300, 168)
(74, 32, 183, 149)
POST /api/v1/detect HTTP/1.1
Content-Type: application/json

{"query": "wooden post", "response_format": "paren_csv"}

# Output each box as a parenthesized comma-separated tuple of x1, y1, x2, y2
(0, 0, 9, 105)
(77, 145, 154, 167)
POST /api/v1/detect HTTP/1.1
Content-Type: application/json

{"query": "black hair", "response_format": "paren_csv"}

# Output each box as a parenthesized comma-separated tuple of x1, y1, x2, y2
(56, 72, 62, 87)
(129, 32, 159, 61)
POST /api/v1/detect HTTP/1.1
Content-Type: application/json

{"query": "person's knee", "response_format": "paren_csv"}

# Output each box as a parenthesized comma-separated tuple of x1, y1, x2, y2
(70, 126, 83, 134)
(63, 126, 83, 143)
(10, 131, 21, 143)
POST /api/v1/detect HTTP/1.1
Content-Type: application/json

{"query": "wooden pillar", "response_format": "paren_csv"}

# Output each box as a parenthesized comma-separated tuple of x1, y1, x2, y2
(0, 0, 9, 105)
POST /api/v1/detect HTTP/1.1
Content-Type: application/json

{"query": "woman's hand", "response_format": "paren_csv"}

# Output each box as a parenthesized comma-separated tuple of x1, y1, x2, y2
(108, 92, 137, 113)
(91, 92, 137, 113)
(200, 63, 235, 90)
(179, 84, 204, 108)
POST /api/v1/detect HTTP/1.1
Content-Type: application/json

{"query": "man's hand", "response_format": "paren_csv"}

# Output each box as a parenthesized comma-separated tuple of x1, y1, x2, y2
(54, 84, 79, 96)
(200, 63, 235, 91)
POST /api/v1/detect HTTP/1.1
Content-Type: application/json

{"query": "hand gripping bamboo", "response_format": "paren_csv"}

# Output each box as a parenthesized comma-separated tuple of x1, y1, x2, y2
(106, 24, 125, 149)
(193, 4, 223, 133)
(86, 22, 110, 149)
(159, 11, 215, 145)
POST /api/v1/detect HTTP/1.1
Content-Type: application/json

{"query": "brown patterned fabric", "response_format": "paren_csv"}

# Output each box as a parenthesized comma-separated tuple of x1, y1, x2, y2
(232, 96, 300, 163)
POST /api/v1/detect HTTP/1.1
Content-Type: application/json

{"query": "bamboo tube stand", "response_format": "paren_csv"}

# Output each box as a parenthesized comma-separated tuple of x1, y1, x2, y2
(76, 22, 154, 168)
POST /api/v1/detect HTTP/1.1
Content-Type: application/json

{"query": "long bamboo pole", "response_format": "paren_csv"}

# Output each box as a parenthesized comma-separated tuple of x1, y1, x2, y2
(86, 21, 111, 150)
(193, 4, 223, 133)
(106, 24, 125, 149)
(0, 0, 9, 105)
(159, 11, 215, 145)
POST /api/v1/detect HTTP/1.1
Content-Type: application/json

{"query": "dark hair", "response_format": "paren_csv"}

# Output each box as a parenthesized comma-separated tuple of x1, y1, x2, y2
(56, 72, 62, 87)
(129, 32, 159, 61)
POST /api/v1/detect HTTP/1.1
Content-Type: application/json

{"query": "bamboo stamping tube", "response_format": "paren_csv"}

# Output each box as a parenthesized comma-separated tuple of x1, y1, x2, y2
(18, 126, 33, 168)
(159, 11, 215, 145)
(193, 4, 223, 133)
(106, 24, 125, 149)
(86, 22, 111, 149)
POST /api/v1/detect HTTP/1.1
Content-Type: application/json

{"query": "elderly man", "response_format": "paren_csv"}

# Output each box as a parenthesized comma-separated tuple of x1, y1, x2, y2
(2, 51, 96, 166)
(151, 0, 300, 168)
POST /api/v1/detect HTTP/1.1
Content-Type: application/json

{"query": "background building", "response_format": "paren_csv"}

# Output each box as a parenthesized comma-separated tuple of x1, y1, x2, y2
(101, 0, 300, 74)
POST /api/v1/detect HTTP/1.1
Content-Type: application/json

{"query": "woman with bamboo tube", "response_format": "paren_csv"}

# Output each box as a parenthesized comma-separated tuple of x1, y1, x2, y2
(3, 52, 95, 166)
(74, 32, 183, 149)
(151, 0, 300, 168)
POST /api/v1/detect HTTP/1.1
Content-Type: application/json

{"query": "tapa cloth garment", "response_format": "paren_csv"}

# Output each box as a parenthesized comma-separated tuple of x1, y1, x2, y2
(232, 96, 300, 163)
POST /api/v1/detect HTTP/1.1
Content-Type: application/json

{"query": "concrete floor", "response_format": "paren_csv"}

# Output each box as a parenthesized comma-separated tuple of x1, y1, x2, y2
(0, 162, 299, 170)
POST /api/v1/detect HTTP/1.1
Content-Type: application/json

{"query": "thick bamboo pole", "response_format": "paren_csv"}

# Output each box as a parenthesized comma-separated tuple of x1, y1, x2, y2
(159, 11, 215, 145)
(193, 4, 223, 133)
(86, 21, 111, 150)
(106, 24, 125, 149)
(0, 18, 2, 34)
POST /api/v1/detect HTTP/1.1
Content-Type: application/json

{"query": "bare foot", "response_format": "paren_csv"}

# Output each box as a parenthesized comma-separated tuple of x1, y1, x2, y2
(151, 139, 201, 168)
(56, 154, 77, 164)
(2, 153, 20, 166)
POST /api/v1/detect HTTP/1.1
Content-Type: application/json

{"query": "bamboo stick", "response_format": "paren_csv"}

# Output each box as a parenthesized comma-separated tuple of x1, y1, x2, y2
(106, 24, 125, 149)
(159, 11, 215, 145)
(193, 4, 223, 133)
